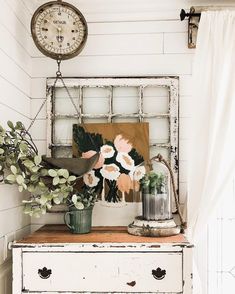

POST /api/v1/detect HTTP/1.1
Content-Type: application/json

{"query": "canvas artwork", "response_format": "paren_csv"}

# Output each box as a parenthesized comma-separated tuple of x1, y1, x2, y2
(73, 123, 149, 204)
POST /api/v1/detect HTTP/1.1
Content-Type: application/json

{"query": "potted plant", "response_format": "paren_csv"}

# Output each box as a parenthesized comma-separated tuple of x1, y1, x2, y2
(64, 188, 97, 234)
(140, 171, 171, 220)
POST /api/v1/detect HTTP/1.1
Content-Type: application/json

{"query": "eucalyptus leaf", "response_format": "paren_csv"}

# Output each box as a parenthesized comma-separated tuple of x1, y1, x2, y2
(23, 160, 34, 168)
(16, 121, 24, 130)
(7, 121, 14, 129)
(53, 197, 61, 205)
(19, 143, 28, 152)
(39, 195, 48, 205)
(6, 174, 16, 183)
(75, 202, 84, 210)
(72, 194, 77, 204)
(16, 175, 24, 185)
(48, 169, 57, 177)
(34, 155, 42, 166)
(53, 176, 60, 186)
(32, 166, 39, 173)
(68, 175, 76, 182)
(40, 169, 48, 176)
(10, 165, 17, 175)
(59, 178, 66, 184)
(30, 174, 39, 182)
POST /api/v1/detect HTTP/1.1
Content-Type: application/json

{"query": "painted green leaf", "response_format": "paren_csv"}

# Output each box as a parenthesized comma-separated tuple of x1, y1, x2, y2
(0, 148, 4, 155)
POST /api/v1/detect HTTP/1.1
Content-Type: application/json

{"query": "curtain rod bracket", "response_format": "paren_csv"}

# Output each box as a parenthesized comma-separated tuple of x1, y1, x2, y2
(180, 7, 201, 48)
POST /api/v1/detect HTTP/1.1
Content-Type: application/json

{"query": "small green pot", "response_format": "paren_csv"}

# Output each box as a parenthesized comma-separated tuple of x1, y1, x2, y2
(64, 207, 93, 234)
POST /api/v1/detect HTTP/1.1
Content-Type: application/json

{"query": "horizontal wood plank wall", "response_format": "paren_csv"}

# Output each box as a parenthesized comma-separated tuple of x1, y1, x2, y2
(0, 0, 32, 292)
(29, 0, 193, 229)
(19, 0, 234, 227)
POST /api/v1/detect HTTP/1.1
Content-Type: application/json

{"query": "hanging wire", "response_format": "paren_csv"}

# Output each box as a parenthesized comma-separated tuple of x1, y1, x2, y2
(27, 59, 99, 153)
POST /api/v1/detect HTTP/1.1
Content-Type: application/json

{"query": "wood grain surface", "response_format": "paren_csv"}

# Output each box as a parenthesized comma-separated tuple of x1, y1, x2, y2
(16, 225, 188, 244)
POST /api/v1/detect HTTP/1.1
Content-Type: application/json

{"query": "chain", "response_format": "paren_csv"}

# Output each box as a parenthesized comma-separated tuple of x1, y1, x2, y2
(27, 59, 99, 152)
(26, 60, 62, 132)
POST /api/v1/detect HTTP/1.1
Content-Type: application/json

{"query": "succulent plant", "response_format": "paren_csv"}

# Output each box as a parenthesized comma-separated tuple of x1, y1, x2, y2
(140, 171, 165, 194)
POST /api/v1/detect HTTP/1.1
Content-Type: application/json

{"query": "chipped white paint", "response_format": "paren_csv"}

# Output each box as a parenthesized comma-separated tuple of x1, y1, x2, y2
(13, 241, 192, 294)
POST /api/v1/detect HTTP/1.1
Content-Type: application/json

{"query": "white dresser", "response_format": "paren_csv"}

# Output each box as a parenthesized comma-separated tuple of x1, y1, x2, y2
(12, 225, 193, 294)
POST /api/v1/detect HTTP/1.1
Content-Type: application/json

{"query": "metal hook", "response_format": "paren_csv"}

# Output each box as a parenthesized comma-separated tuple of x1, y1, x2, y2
(56, 59, 62, 77)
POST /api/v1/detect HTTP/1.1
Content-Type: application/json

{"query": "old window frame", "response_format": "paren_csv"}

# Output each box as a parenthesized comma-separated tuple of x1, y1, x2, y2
(46, 76, 179, 198)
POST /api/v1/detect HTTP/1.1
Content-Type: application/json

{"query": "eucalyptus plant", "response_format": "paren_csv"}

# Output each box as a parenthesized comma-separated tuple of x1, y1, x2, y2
(67, 188, 97, 210)
(0, 121, 80, 217)
(140, 171, 165, 194)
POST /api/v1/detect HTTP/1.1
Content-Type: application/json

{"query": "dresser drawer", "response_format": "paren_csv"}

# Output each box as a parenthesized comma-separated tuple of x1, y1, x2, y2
(22, 251, 182, 293)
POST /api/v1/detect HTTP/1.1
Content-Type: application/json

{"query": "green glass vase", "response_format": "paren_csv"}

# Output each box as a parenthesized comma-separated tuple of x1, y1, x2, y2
(64, 207, 93, 234)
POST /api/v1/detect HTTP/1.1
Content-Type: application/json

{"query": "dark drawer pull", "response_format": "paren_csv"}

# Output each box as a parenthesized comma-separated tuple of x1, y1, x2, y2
(152, 267, 166, 280)
(38, 267, 52, 279)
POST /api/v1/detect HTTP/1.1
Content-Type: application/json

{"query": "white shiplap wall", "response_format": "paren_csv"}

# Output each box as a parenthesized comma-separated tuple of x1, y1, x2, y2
(28, 0, 235, 230)
(28, 0, 199, 230)
(0, 0, 234, 292)
(0, 0, 31, 292)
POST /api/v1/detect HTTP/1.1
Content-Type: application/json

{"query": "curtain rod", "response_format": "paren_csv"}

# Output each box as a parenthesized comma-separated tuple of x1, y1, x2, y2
(180, 6, 235, 21)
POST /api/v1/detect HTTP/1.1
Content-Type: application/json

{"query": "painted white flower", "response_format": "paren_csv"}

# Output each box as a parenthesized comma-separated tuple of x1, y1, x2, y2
(83, 170, 100, 187)
(116, 152, 135, 171)
(133, 165, 146, 181)
(100, 144, 115, 159)
(100, 164, 120, 181)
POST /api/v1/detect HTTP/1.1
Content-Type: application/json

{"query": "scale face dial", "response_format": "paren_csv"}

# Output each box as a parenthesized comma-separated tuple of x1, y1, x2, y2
(31, 1, 88, 60)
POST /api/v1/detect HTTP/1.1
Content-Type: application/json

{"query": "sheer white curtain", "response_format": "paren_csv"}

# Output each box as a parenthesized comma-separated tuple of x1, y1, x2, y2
(188, 10, 235, 240)
(188, 10, 235, 293)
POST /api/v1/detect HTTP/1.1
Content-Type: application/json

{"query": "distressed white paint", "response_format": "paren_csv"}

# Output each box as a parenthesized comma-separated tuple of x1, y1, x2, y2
(23, 252, 182, 292)
(13, 240, 192, 294)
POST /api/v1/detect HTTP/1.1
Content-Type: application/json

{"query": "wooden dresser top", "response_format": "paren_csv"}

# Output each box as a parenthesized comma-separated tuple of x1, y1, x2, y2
(16, 225, 188, 244)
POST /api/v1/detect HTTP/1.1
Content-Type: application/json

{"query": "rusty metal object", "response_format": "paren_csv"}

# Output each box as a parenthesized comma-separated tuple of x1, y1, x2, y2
(42, 152, 99, 176)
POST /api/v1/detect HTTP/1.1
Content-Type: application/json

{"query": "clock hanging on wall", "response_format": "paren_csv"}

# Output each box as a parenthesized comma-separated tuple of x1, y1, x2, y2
(31, 0, 88, 60)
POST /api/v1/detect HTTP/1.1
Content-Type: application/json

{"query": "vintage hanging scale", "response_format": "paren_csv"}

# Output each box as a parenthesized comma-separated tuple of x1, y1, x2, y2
(30, 0, 99, 176)
(31, 0, 88, 60)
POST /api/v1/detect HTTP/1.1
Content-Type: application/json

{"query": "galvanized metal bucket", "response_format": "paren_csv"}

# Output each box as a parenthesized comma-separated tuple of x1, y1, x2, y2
(142, 192, 171, 221)
(64, 207, 93, 234)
